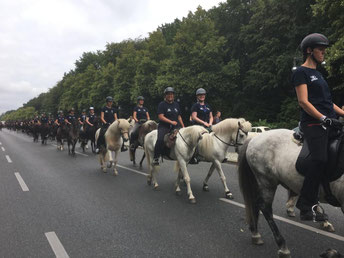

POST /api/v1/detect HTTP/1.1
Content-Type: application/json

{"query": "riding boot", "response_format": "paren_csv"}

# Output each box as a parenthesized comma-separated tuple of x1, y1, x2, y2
(121, 142, 128, 152)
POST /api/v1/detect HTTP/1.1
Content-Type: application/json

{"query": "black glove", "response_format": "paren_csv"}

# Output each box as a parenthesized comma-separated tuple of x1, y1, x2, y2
(323, 117, 343, 129)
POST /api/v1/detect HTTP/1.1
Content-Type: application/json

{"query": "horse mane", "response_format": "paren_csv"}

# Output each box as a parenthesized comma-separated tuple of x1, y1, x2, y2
(181, 125, 208, 145)
(212, 118, 251, 135)
(141, 120, 158, 132)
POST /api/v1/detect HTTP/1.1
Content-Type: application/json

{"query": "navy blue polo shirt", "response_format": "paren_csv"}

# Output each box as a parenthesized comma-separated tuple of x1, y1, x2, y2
(292, 66, 335, 122)
(134, 106, 148, 120)
(102, 106, 117, 124)
(191, 102, 212, 124)
(157, 101, 181, 127)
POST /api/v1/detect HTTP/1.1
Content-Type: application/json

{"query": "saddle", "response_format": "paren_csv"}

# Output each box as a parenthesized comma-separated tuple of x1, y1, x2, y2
(294, 126, 344, 207)
(161, 129, 179, 159)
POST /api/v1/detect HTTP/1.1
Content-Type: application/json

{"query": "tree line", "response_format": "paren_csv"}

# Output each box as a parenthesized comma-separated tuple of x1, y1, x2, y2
(2, 0, 343, 128)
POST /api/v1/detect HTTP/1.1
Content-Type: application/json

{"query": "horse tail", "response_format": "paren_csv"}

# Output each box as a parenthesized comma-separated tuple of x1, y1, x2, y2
(238, 138, 259, 228)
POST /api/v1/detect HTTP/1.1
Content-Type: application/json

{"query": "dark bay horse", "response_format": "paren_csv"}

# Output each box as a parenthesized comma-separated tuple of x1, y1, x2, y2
(67, 120, 79, 155)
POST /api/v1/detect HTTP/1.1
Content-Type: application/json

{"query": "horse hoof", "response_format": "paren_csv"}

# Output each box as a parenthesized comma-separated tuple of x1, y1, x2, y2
(225, 191, 233, 199)
(203, 184, 209, 192)
(251, 233, 264, 245)
(277, 248, 291, 258)
(286, 209, 296, 217)
(147, 179, 152, 186)
(189, 198, 196, 204)
(153, 185, 159, 190)
(107, 163, 112, 168)
(113, 170, 118, 176)
(320, 221, 335, 232)
(102, 168, 107, 173)
(176, 190, 182, 196)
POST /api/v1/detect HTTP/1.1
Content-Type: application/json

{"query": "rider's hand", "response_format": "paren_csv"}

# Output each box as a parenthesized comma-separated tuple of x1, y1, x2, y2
(203, 122, 210, 127)
(322, 117, 343, 128)
(171, 121, 178, 126)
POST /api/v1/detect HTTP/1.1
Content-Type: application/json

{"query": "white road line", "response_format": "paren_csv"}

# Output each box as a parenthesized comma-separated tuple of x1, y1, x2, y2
(0, 142, 2, 145)
(219, 198, 344, 242)
(1, 147, 5, 151)
(14, 172, 29, 192)
(5, 155, 12, 163)
(45, 232, 69, 258)
(117, 164, 149, 176)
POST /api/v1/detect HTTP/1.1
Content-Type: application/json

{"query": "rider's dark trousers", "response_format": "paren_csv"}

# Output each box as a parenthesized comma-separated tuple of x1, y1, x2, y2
(97, 124, 109, 148)
(130, 122, 140, 145)
(154, 125, 170, 159)
(296, 122, 329, 211)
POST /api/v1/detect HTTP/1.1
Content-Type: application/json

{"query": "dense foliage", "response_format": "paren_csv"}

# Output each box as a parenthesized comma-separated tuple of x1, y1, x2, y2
(2, 0, 343, 128)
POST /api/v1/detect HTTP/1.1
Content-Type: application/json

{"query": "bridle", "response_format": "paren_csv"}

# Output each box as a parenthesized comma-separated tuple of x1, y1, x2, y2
(214, 127, 248, 147)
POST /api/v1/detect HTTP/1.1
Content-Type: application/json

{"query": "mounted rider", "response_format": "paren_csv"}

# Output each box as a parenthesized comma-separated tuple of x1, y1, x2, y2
(55, 110, 65, 127)
(86, 107, 97, 129)
(96, 96, 117, 154)
(292, 33, 344, 222)
(130, 96, 150, 151)
(40, 112, 49, 125)
(189, 88, 213, 164)
(78, 109, 87, 128)
(153, 87, 185, 166)
(65, 108, 77, 125)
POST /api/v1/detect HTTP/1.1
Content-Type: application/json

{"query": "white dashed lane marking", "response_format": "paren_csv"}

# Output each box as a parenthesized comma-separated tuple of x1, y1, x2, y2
(45, 232, 69, 258)
(219, 198, 344, 242)
(5, 155, 12, 163)
(14, 172, 29, 192)
(1, 147, 5, 151)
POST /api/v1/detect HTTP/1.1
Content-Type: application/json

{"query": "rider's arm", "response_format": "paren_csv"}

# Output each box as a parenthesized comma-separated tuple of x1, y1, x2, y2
(295, 84, 324, 120)
(146, 112, 150, 120)
(333, 104, 344, 116)
(133, 111, 138, 122)
(209, 112, 214, 125)
(158, 114, 175, 125)
(178, 115, 185, 128)
(100, 112, 106, 124)
(86, 117, 93, 126)
(114, 112, 118, 121)
(192, 112, 207, 126)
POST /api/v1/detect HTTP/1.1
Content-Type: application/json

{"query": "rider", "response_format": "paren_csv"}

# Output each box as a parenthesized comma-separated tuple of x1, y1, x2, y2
(65, 108, 76, 125)
(153, 87, 185, 166)
(86, 107, 96, 128)
(130, 96, 150, 151)
(292, 33, 344, 221)
(79, 109, 87, 127)
(40, 112, 49, 125)
(95, 96, 117, 154)
(55, 110, 65, 127)
(189, 88, 213, 164)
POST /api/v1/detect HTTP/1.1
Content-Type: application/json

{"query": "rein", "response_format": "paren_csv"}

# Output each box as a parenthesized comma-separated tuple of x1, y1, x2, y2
(214, 127, 248, 147)
(178, 130, 208, 149)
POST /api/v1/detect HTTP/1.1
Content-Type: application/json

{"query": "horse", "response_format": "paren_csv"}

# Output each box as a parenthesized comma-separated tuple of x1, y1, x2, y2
(144, 125, 208, 203)
(238, 129, 344, 258)
(79, 123, 88, 152)
(66, 120, 79, 155)
(129, 120, 158, 167)
(95, 119, 130, 174)
(40, 123, 50, 145)
(56, 124, 68, 150)
(175, 118, 251, 199)
(31, 123, 40, 142)
(86, 118, 100, 153)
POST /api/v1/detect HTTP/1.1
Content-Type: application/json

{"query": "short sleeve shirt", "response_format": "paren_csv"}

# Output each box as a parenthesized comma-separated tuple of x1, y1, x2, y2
(157, 101, 181, 127)
(292, 66, 335, 122)
(66, 115, 76, 123)
(79, 114, 87, 122)
(40, 117, 48, 124)
(191, 102, 212, 124)
(134, 106, 148, 121)
(88, 114, 96, 124)
(102, 106, 117, 124)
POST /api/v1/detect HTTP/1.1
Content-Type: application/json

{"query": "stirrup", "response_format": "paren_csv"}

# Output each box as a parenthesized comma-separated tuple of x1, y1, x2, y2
(311, 203, 328, 222)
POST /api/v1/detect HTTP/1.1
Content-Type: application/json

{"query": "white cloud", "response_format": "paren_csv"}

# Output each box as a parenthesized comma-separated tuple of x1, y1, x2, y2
(0, 0, 220, 115)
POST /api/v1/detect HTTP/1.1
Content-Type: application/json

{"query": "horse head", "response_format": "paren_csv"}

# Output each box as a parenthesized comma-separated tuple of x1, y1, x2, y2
(117, 119, 130, 142)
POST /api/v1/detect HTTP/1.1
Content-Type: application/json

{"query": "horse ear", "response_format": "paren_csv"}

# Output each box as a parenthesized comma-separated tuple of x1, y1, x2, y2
(238, 121, 242, 129)
(118, 120, 120, 125)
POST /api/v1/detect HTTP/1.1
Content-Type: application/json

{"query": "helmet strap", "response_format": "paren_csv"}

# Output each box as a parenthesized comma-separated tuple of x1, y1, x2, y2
(310, 50, 321, 65)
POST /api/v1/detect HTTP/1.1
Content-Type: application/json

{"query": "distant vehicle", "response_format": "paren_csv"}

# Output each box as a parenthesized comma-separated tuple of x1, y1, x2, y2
(248, 126, 271, 138)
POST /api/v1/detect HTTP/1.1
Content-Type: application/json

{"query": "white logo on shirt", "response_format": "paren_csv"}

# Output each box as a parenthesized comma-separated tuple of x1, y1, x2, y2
(167, 108, 171, 112)
(310, 75, 318, 82)
(174, 108, 178, 112)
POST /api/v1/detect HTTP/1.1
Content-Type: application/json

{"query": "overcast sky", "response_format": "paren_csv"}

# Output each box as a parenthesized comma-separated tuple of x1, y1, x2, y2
(0, 0, 220, 115)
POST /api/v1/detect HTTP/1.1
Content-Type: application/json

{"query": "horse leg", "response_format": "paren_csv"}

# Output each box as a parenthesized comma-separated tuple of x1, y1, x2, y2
(258, 187, 291, 258)
(203, 163, 215, 192)
(107, 150, 113, 168)
(139, 152, 145, 168)
(214, 161, 233, 199)
(286, 189, 298, 217)
(113, 151, 119, 176)
(178, 159, 196, 204)
(174, 163, 182, 196)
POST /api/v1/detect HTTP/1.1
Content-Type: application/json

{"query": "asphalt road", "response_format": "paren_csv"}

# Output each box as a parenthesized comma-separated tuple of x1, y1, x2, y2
(0, 128, 343, 258)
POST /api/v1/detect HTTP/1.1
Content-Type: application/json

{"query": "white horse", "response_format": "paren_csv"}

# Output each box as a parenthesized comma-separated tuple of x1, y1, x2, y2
(175, 118, 251, 199)
(144, 125, 208, 203)
(95, 119, 130, 175)
(238, 129, 344, 258)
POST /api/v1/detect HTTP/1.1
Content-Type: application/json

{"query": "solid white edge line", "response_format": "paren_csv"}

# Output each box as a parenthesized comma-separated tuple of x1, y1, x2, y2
(45, 232, 69, 258)
(1, 147, 5, 151)
(219, 198, 344, 242)
(117, 164, 149, 176)
(14, 172, 29, 192)
(5, 155, 12, 163)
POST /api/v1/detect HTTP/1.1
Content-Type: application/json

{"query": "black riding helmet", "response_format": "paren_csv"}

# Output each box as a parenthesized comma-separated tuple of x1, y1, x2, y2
(106, 96, 113, 102)
(164, 87, 175, 94)
(196, 88, 206, 95)
(137, 96, 144, 101)
(300, 33, 329, 53)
